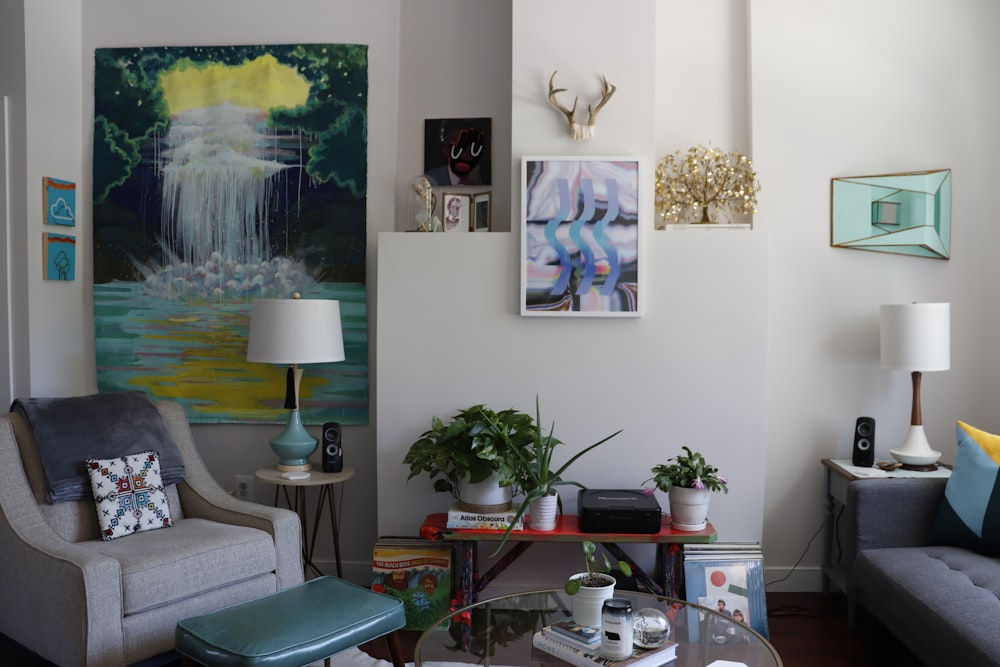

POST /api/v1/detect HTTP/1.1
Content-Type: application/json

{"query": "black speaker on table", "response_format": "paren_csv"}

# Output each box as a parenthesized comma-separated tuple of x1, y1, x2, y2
(852, 416, 875, 467)
(322, 422, 343, 473)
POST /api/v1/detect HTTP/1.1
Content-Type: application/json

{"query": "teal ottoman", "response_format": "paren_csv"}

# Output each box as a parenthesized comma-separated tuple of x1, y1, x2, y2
(176, 577, 406, 667)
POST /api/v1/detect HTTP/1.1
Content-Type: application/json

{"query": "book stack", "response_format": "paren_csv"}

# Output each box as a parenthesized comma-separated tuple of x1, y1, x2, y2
(445, 502, 523, 530)
(544, 617, 602, 652)
(532, 619, 677, 667)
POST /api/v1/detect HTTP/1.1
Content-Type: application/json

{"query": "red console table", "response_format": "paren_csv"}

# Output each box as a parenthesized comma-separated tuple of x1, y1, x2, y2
(420, 513, 717, 608)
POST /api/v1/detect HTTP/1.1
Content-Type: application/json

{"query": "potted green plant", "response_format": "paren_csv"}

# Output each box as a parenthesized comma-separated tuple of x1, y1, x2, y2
(482, 397, 620, 546)
(403, 405, 535, 511)
(645, 446, 729, 531)
(563, 541, 633, 626)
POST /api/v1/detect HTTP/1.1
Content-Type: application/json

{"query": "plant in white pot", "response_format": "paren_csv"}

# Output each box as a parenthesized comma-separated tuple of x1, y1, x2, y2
(645, 446, 728, 531)
(403, 405, 535, 512)
(563, 541, 633, 627)
(483, 398, 621, 545)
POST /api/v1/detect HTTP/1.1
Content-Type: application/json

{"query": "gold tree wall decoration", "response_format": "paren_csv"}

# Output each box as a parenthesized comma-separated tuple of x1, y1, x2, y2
(654, 144, 761, 227)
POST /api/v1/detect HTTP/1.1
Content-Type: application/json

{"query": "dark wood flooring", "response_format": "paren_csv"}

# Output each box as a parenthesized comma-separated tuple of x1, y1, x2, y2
(1, 593, 920, 666)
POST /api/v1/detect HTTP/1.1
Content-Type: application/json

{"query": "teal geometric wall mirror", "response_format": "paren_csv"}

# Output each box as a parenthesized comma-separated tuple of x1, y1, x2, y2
(831, 169, 951, 259)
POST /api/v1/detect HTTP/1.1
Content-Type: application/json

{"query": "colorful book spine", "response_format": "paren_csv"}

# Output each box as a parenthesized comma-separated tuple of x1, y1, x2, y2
(543, 618, 602, 652)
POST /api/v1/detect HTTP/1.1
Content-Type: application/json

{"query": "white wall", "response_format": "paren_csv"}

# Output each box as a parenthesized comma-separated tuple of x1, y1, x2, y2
(394, 0, 512, 231)
(754, 0, 1000, 589)
(378, 0, 770, 592)
(8, 0, 1000, 593)
(0, 0, 30, 407)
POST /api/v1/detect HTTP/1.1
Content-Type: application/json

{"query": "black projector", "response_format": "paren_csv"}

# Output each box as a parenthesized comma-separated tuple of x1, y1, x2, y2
(578, 489, 663, 534)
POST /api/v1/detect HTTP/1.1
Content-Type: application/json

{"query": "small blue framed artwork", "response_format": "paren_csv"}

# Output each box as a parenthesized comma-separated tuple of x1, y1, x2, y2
(43, 177, 76, 227)
(43, 232, 76, 281)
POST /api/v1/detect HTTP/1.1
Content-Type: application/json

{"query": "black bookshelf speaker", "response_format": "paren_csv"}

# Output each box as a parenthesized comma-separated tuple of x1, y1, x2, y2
(321, 422, 343, 473)
(852, 416, 875, 467)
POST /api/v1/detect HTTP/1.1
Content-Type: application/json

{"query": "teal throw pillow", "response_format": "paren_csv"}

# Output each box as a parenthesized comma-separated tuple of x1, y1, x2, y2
(928, 422, 1000, 555)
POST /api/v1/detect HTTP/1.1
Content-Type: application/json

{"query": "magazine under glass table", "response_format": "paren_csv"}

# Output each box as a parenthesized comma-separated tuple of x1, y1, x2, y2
(414, 588, 782, 667)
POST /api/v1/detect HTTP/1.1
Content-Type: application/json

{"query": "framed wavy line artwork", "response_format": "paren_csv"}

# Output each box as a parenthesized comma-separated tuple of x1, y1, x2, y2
(521, 157, 640, 317)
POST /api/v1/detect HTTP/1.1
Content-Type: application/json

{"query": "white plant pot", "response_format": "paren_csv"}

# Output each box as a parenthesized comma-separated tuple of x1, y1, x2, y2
(457, 472, 513, 513)
(668, 486, 711, 531)
(528, 492, 558, 531)
(569, 572, 616, 627)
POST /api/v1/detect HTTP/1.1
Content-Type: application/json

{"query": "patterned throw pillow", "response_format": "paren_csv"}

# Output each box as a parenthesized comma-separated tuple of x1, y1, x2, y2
(928, 421, 1000, 555)
(86, 450, 174, 541)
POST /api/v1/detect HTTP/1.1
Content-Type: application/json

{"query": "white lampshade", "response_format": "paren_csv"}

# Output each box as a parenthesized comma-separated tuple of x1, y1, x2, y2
(880, 303, 950, 372)
(247, 298, 345, 365)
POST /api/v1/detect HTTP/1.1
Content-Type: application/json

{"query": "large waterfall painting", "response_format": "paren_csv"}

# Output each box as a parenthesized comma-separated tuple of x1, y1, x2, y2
(92, 44, 369, 425)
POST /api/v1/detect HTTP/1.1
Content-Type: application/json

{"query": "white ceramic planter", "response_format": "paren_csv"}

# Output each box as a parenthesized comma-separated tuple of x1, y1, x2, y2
(668, 486, 711, 531)
(528, 492, 558, 531)
(569, 573, 616, 627)
(457, 472, 513, 513)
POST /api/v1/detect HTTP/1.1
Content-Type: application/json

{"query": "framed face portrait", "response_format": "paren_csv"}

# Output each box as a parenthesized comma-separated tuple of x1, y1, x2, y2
(441, 192, 471, 232)
(424, 118, 492, 187)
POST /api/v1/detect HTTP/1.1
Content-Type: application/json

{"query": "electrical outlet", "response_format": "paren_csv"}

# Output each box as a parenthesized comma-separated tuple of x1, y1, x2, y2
(235, 474, 254, 500)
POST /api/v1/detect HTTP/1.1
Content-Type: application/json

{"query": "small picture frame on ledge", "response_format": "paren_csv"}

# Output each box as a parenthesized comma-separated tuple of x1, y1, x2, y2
(441, 192, 471, 232)
(472, 191, 492, 232)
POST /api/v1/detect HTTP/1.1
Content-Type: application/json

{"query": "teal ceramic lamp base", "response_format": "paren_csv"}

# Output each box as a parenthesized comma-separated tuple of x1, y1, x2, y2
(270, 409, 317, 471)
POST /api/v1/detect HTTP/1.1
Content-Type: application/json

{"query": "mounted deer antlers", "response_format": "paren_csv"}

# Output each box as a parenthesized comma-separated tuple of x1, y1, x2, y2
(547, 71, 617, 140)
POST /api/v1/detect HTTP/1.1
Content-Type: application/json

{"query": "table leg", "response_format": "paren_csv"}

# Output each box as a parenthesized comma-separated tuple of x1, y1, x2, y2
(474, 541, 533, 598)
(308, 484, 343, 578)
(602, 542, 663, 596)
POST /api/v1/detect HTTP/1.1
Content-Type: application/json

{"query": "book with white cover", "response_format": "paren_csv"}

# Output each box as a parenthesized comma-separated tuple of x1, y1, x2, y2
(532, 629, 677, 667)
(445, 503, 523, 530)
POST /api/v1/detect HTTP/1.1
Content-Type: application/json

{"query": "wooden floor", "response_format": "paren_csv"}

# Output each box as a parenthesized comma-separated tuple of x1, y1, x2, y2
(361, 592, 923, 667)
(1, 592, 920, 666)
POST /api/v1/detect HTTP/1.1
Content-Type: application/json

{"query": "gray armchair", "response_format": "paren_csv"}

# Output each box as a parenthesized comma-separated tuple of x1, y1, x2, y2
(0, 400, 304, 667)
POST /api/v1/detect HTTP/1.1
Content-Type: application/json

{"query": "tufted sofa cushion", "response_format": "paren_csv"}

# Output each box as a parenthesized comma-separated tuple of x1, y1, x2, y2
(854, 545, 1000, 666)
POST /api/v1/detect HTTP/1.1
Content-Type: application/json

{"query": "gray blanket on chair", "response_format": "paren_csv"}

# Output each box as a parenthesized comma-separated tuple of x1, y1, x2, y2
(11, 391, 185, 503)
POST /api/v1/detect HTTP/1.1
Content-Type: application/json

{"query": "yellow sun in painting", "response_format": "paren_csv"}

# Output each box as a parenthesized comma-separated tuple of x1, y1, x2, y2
(159, 53, 310, 115)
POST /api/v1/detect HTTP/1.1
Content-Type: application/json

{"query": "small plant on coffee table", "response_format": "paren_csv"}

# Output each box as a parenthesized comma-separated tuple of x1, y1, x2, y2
(564, 541, 633, 595)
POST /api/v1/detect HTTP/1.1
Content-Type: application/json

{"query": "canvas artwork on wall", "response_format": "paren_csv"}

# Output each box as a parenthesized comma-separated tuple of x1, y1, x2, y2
(92, 44, 370, 425)
(423, 118, 491, 187)
(43, 232, 75, 281)
(521, 157, 640, 316)
(43, 177, 76, 227)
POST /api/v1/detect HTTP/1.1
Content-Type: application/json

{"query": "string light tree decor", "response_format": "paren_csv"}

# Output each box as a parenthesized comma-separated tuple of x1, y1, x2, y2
(654, 144, 761, 229)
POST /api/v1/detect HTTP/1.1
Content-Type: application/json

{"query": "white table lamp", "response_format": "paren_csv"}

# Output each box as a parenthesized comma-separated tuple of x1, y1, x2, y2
(247, 296, 345, 471)
(880, 302, 950, 469)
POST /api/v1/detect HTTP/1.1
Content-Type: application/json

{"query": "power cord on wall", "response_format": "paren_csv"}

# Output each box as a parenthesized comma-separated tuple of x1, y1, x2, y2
(766, 506, 846, 619)
(764, 514, 828, 588)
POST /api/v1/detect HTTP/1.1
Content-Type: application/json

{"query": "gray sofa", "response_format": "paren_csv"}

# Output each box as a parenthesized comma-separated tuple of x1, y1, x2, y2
(850, 477, 1000, 666)
(0, 400, 304, 667)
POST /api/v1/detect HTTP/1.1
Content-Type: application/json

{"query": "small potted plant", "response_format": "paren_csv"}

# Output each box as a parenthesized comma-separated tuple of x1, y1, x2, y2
(403, 405, 535, 512)
(482, 397, 621, 547)
(563, 541, 633, 626)
(645, 446, 728, 531)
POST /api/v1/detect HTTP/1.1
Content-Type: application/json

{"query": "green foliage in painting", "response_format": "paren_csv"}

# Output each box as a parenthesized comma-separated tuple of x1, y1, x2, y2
(92, 44, 369, 203)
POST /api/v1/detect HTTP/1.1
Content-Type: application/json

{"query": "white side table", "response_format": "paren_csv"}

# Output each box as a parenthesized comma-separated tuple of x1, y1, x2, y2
(255, 467, 355, 578)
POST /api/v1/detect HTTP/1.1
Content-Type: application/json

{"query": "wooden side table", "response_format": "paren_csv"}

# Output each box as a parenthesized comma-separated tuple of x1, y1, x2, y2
(821, 458, 951, 623)
(256, 467, 354, 578)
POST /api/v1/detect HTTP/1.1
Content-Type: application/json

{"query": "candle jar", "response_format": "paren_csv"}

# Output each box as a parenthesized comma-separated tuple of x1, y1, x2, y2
(600, 597, 634, 660)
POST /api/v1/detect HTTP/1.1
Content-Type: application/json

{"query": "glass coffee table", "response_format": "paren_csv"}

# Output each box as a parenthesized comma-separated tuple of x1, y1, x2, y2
(415, 589, 782, 667)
